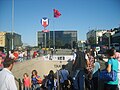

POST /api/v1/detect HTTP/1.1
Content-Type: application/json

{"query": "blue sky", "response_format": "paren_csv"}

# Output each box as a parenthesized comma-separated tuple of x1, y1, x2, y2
(0, 0, 120, 46)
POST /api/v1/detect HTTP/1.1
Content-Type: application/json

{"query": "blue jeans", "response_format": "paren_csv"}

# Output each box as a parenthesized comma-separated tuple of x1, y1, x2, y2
(32, 84, 40, 90)
(73, 70, 85, 90)
(24, 86, 31, 90)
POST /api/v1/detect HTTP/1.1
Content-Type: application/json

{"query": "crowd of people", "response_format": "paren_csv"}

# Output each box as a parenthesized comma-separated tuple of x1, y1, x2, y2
(0, 47, 120, 90)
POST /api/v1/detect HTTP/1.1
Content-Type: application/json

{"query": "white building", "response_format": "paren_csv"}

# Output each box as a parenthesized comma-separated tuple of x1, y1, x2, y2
(87, 30, 107, 44)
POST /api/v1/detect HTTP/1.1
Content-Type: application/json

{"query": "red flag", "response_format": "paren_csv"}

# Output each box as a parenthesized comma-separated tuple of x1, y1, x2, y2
(53, 9, 61, 18)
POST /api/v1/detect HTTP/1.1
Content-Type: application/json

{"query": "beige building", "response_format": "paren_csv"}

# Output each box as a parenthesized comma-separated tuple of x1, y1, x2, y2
(0, 32, 6, 47)
(0, 32, 22, 50)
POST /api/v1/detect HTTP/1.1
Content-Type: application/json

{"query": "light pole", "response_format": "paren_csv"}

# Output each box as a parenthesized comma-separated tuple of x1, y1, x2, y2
(53, 31, 55, 50)
(12, 0, 14, 50)
(108, 33, 111, 49)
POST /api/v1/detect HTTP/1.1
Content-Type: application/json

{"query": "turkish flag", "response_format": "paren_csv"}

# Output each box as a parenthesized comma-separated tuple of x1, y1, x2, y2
(53, 9, 61, 18)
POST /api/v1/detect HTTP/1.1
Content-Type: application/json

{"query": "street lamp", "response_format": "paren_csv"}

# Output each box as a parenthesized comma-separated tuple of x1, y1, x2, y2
(12, 0, 14, 50)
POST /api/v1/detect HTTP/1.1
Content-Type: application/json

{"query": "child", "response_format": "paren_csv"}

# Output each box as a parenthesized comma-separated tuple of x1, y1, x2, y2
(23, 73, 31, 90)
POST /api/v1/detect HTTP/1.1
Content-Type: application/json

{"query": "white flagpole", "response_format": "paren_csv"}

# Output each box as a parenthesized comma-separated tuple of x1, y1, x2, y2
(12, 0, 14, 50)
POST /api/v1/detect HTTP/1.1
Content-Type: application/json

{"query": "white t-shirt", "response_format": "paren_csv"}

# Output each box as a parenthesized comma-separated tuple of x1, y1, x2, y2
(0, 68, 17, 90)
(9, 53, 15, 59)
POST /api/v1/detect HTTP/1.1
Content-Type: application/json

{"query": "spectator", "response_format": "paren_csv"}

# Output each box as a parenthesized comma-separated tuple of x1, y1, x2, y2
(59, 65, 69, 90)
(0, 55, 3, 69)
(19, 51, 24, 62)
(85, 49, 95, 90)
(47, 70, 54, 90)
(92, 59, 100, 90)
(23, 73, 31, 90)
(31, 70, 41, 90)
(13, 50, 19, 61)
(72, 48, 86, 90)
(33, 51, 38, 58)
(9, 50, 15, 60)
(27, 49, 31, 60)
(104, 49, 118, 90)
(0, 58, 17, 90)
(111, 47, 120, 89)
(54, 76, 58, 90)
(71, 49, 77, 64)
(86, 50, 95, 80)
(41, 75, 48, 90)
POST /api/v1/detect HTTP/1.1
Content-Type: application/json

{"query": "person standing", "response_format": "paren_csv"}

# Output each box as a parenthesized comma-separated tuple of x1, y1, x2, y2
(104, 49, 118, 90)
(9, 50, 15, 60)
(47, 70, 54, 90)
(0, 55, 3, 69)
(23, 73, 31, 90)
(72, 48, 86, 90)
(31, 70, 41, 90)
(111, 47, 120, 89)
(59, 65, 69, 90)
(0, 57, 17, 90)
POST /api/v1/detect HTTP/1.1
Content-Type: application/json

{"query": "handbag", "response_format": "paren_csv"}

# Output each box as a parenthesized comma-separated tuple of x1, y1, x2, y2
(36, 76, 42, 84)
(99, 59, 117, 81)
(99, 69, 117, 81)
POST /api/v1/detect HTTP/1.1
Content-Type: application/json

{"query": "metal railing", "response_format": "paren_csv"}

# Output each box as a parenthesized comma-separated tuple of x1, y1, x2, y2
(15, 77, 22, 90)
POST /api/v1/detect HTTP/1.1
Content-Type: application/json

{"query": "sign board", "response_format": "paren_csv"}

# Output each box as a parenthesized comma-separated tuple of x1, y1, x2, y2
(96, 46, 100, 51)
(41, 17, 49, 28)
(42, 30, 49, 33)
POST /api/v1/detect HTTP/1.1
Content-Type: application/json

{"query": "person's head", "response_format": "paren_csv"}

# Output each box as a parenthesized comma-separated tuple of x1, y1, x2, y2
(106, 49, 115, 58)
(23, 73, 29, 78)
(49, 70, 54, 75)
(0, 55, 3, 64)
(111, 47, 116, 53)
(62, 65, 66, 69)
(85, 49, 91, 56)
(11, 50, 14, 53)
(32, 70, 37, 76)
(0, 55, 2, 60)
(3, 57, 15, 71)
(43, 74, 47, 78)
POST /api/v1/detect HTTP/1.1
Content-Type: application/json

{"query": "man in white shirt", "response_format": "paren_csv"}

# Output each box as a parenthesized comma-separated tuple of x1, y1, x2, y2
(0, 58, 17, 90)
(9, 50, 15, 59)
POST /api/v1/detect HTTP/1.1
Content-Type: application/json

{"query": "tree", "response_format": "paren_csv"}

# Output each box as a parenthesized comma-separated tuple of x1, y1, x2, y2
(55, 40, 62, 48)
(73, 41, 77, 49)
(47, 39, 53, 48)
(88, 37, 96, 45)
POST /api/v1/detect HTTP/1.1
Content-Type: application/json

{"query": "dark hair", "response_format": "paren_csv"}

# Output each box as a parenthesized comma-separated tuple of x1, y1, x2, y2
(62, 65, 66, 69)
(49, 70, 54, 75)
(11, 50, 14, 53)
(0, 55, 2, 58)
(32, 70, 37, 75)
(111, 47, 115, 50)
(3, 58, 14, 68)
(106, 49, 115, 56)
(23, 73, 29, 77)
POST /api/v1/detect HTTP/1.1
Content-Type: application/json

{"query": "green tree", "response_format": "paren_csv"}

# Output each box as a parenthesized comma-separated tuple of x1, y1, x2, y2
(55, 40, 62, 48)
(47, 39, 53, 48)
(88, 37, 96, 44)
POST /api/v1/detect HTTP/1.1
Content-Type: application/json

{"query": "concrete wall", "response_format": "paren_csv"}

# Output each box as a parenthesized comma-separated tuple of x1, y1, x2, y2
(12, 57, 70, 79)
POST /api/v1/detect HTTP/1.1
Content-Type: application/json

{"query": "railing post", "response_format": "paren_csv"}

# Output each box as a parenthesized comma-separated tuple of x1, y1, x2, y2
(18, 78, 22, 90)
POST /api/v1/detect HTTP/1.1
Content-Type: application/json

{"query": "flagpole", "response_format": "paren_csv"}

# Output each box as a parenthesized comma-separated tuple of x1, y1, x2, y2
(12, 0, 14, 50)
(53, 18, 55, 51)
